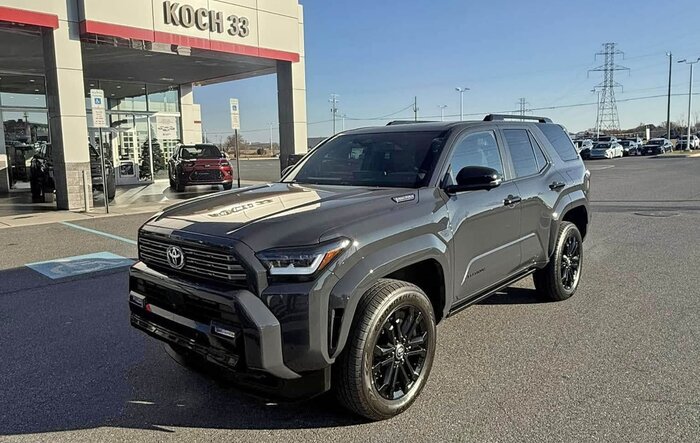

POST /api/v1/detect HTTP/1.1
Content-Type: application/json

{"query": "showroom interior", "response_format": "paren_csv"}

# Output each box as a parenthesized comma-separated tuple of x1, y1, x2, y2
(0, 0, 307, 214)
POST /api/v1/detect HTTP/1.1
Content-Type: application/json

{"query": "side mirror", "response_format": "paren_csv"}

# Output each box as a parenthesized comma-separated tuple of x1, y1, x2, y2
(445, 166, 502, 194)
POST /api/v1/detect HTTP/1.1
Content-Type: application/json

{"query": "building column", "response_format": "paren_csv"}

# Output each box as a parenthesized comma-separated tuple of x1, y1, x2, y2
(180, 83, 202, 144)
(43, 21, 91, 210)
(0, 130, 8, 194)
(276, 6, 308, 170)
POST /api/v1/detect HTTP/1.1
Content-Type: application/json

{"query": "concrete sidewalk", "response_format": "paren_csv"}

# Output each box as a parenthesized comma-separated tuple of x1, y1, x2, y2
(0, 179, 267, 229)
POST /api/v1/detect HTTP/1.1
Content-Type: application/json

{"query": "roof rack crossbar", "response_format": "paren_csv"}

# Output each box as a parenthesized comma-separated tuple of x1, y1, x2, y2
(483, 114, 552, 123)
(386, 120, 438, 125)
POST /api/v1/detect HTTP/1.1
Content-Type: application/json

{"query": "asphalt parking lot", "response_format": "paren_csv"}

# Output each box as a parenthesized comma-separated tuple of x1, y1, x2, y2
(1, 156, 698, 442)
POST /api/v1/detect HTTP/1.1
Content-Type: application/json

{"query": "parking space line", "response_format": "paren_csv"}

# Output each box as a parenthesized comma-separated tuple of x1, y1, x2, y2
(61, 221, 137, 245)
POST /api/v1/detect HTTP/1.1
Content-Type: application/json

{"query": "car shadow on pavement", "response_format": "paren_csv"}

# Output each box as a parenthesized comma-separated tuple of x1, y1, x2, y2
(0, 268, 363, 438)
(104, 348, 365, 433)
(479, 286, 546, 305)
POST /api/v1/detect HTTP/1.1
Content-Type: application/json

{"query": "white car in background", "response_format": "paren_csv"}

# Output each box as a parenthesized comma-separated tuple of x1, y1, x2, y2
(589, 142, 624, 159)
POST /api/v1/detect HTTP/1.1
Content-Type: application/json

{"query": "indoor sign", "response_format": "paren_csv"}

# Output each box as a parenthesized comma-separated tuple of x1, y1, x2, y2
(163, 1, 250, 37)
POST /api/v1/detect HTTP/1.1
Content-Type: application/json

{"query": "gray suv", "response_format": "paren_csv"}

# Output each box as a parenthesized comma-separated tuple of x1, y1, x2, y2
(128, 114, 590, 420)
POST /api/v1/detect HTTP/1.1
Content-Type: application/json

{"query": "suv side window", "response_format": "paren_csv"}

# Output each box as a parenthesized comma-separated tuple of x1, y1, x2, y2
(446, 131, 503, 185)
(529, 133, 548, 171)
(536, 123, 578, 161)
(503, 129, 539, 178)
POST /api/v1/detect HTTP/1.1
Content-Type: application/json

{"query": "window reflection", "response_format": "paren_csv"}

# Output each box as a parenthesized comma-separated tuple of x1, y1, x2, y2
(147, 85, 179, 113)
(0, 74, 47, 108)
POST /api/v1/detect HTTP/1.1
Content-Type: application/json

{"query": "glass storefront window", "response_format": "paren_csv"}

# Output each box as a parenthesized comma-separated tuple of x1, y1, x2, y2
(103, 81, 148, 112)
(0, 74, 47, 108)
(148, 85, 179, 113)
(2, 110, 49, 186)
(150, 115, 181, 180)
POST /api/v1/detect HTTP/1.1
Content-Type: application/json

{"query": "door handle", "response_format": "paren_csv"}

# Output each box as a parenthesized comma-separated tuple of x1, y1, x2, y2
(504, 195, 522, 206)
(549, 181, 566, 191)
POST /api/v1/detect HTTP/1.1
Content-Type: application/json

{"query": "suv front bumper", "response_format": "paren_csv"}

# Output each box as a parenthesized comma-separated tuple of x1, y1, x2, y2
(129, 262, 300, 381)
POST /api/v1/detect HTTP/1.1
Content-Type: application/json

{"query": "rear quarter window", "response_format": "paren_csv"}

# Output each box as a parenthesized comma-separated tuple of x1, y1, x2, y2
(536, 124, 579, 161)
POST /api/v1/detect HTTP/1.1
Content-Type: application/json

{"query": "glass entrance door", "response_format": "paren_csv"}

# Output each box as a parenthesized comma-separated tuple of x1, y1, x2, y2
(99, 113, 154, 186)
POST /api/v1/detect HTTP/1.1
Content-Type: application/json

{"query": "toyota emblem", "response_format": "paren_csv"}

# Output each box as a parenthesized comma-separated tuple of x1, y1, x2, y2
(166, 245, 185, 270)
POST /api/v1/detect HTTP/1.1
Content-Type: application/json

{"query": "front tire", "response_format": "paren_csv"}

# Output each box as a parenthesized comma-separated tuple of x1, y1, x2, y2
(334, 279, 436, 420)
(534, 221, 583, 301)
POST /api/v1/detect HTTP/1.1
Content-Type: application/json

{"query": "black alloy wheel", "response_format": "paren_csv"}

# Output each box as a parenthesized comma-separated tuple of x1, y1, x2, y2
(371, 305, 429, 401)
(560, 234, 581, 291)
(334, 279, 436, 420)
(533, 221, 584, 301)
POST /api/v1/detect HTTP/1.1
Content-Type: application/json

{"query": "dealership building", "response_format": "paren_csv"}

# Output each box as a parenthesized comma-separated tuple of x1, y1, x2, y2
(0, 0, 307, 210)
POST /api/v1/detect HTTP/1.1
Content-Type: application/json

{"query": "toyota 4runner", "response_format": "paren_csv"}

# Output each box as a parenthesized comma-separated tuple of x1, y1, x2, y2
(129, 114, 590, 420)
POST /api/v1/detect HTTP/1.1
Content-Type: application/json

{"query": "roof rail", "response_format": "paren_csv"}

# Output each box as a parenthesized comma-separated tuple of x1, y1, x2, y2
(483, 114, 552, 123)
(386, 120, 437, 126)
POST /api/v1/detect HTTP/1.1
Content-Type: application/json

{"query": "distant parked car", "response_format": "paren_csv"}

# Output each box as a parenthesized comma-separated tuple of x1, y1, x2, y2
(168, 143, 234, 192)
(642, 138, 673, 155)
(596, 135, 619, 144)
(618, 140, 638, 156)
(676, 135, 700, 151)
(574, 139, 594, 159)
(589, 142, 623, 159)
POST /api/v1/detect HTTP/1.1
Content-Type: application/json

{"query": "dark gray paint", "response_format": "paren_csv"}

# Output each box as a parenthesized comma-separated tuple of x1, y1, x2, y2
(132, 119, 590, 385)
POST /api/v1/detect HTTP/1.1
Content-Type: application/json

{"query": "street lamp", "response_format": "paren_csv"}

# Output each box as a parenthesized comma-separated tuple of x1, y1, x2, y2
(666, 52, 672, 141)
(677, 57, 700, 150)
(455, 87, 470, 121)
(438, 104, 448, 121)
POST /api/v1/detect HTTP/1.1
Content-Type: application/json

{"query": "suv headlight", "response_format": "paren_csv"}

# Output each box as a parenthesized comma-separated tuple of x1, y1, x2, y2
(256, 238, 351, 276)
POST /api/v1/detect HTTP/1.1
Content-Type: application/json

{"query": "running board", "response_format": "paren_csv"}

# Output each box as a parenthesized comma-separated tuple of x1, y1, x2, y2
(447, 269, 536, 317)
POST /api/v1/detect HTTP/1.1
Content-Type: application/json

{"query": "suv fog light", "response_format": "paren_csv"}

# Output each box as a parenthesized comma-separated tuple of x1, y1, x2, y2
(129, 291, 145, 308)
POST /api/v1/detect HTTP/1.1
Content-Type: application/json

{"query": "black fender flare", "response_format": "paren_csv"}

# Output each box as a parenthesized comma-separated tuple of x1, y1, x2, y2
(548, 192, 588, 256)
(328, 233, 451, 360)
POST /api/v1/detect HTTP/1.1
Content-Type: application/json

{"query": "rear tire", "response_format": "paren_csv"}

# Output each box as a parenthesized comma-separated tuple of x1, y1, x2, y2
(534, 221, 583, 301)
(334, 279, 436, 420)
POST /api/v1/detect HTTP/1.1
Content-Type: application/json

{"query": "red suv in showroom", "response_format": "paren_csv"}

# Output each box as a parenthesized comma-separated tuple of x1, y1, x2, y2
(168, 144, 234, 192)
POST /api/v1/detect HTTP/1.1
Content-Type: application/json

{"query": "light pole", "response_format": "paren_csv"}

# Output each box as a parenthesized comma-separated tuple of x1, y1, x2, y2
(591, 88, 601, 139)
(438, 105, 448, 121)
(269, 122, 274, 152)
(455, 87, 469, 121)
(666, 52, 673, 141)
(329, 93, 340, 134)
(678, 57, 700, 150)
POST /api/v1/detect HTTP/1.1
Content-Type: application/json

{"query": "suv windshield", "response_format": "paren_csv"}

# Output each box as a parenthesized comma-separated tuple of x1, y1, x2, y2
(284, 131, 448, 188)
(181, 145, 222, 160)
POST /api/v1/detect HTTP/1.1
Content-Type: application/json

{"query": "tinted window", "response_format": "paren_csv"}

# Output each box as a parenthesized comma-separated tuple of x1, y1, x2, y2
(503, 129, 538, 178)
(446, 131, 503, 185)
(181, 145, 222, 159)
(537, 124, 579, 161)
(529, 133, 548, 171)
(286, 131, 447, 188)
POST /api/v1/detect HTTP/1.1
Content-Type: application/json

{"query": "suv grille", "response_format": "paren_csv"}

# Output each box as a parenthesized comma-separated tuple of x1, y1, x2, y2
(138, 236, 247, 283)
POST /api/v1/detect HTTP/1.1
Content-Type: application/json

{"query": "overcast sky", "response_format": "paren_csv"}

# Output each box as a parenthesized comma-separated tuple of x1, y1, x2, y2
(194, 0, 700, 142)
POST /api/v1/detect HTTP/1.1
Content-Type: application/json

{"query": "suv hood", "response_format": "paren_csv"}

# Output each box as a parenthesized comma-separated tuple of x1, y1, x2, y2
(146, 183, 418, 250)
